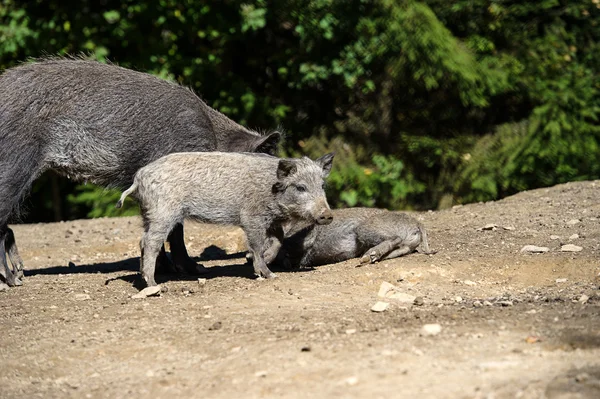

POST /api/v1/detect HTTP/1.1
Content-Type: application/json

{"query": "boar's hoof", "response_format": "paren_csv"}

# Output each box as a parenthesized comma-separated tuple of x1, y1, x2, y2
(369, 251, 380, 264)
(16, 269, 24, 279)
(256, 270, 277, 280)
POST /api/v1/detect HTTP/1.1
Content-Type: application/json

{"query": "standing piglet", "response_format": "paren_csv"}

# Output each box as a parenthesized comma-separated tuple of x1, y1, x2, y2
(116, 152, 334, 286)
(277, 207, 435, 268)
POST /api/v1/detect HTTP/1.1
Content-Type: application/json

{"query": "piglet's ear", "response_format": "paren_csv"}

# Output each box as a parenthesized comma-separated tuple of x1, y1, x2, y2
(277, 159, 297, 180)
(315, 152, 335, 178)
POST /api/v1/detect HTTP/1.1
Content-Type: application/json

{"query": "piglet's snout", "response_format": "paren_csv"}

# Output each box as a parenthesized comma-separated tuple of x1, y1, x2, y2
(316, 208, 333, 225)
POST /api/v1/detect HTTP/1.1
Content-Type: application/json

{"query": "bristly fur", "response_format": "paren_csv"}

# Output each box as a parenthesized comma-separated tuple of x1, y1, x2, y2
(0, 56, 283, 286)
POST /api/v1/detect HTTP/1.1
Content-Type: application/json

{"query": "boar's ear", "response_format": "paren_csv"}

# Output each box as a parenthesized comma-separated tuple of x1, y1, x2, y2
(255, 131, 281, 155)
(315, 152, 335, 178)
(277, 159, 297, 180)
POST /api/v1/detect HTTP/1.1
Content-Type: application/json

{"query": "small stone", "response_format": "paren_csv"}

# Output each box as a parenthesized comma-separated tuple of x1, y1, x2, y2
(160, 286, 169, 293)
(483, 301, 493, 307)
(344, 376, 359, 386)
(575, 373, 590, 383)
(568, 234, 579, 240)
(377, 282, 416, 303)
(301, 346, 311, 352)
(413, 297, 425, 306)
(345, 329, 357, 335)
(420, 324, 442, 336)
(371, 301, 389, 312)
(555, 278, 568, 284)
(254, 371, 268, 378)
(479, 224, 498, 231)
(198, 278, 207, 286)
(525, 309, 537, 314)
(74, 293, 91, 301)
(454, 296, 463, 303)
(561, 244, 582, 252)
(131, 286, 161, 299)
(502, 226, 515, 231)
(550, 235, 561, 240)
(463, 280, 477, 286)
(567, 219, 581, 226)
(578, 294, 590, 304)
(473, 301, 483, 308)
(497, 300, 513, 307)
(525, 335, 541, 344)
(520, 245, 549, 253)
(208, 321, 222, 331)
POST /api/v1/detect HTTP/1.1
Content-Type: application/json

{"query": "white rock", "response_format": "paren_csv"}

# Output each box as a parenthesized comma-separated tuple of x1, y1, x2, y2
(483, 301, 493, 307)
(131, 285, 162, 299)
(420, 324, 442, 336)
(555, 278, 568, 284)
(371, 301, 389, 312)
(550, 235, 561, 240)
(74, 293, 91, 301)
(197, 278, 207, 286)
(502, 226, 515, 231)
(567, 219, 581, 226)
(454, 296, 463, 303)
(480, 224, 498, 231)
(561, 244, 582, 252)
(344, 376, 359, 386)
(345, 329, 357, 335)
(463, 280, 477, 286)
(578, 294, 590, 304)
(377, 281, 416, 303)
(520, 245, 549, 253)
(568, 234, 579, 240)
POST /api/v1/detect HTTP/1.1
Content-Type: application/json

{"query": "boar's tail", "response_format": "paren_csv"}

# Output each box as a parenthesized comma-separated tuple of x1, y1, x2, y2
(116, 181, 138, 209)
(419, 224, 436, 255)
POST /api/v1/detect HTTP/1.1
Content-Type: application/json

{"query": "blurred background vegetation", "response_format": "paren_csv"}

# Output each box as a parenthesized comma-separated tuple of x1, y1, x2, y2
(1, 0, 599, 222)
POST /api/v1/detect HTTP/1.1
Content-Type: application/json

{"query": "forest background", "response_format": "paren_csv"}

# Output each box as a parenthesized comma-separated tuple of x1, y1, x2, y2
(1, 0, 599, 222)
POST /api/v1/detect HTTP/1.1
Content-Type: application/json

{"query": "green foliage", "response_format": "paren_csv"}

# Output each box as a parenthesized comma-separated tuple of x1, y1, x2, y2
(67, 185, 139, 219)
(1, 0, 599, 221)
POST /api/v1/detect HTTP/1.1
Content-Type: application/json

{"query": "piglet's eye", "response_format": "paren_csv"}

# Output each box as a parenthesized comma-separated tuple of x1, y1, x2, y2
(295, 184, 307, 192)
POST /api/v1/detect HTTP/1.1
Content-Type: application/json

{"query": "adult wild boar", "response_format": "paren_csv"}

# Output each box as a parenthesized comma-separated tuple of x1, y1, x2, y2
(116, 152, 335, 287)
(0, 57, 280, 287)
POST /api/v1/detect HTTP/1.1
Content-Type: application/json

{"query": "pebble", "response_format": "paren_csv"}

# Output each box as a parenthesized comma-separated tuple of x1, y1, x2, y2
(473, 301, 483, 308)
(301, 346, 311, 352)
(254, 371, 268, 378)
(550, 235, 561, 240)
(503, 226, 515, 231)
(131, 286, 161, 299)
(420, 324, 442, 336)
(555, 278, 568, 284)
(345, 329, 357, 335)
(378, 282, 416, 304)
(520, 245, 549, 253)
(561, 244, 582, 252)
(463, 280, 477, 286)
(497, 300, 513, 307)
(567, 219, 581, 226)
(568, 234, 579, 240)
(483, 301, 493, 307)
(345, 376, 359, 386)
(578, 294, 590, 304)
(479, 224, 498, 231)
(454, 296, 463, 303)
(74, 293, 91, 301)
(413, 297, 425, 306)
(208, 321, 222, 331)
(371, 301, 389, 312)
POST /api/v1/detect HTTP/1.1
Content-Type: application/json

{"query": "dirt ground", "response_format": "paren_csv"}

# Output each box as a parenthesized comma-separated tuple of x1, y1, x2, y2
(1, 180, 600, 399)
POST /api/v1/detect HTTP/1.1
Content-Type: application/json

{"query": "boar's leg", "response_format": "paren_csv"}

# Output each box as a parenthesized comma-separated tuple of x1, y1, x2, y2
(381, 246, 414, 260)
(167, 223, 207, 274)
(359, 237, 408, 264)
(5, 228, 24, 279)
(139, 221, 174, 287)
(0, 227, 21, 287)
(243, 227, 277, 279)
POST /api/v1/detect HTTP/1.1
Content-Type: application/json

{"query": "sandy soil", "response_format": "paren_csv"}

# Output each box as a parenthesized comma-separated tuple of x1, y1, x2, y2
(1, 180, 600, 399)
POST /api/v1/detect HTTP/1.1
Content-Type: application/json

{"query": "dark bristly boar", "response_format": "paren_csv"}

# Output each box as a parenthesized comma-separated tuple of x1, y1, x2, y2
(273, 207, 435, 268)
(0, 57, 281, 287)
(116, 151, 335, 287)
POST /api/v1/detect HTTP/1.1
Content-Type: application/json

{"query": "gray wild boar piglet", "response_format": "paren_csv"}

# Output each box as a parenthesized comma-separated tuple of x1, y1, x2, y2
(272, 207, 435, 268)
(0, 57, 281, 287)
(116, 152, 335, 287)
